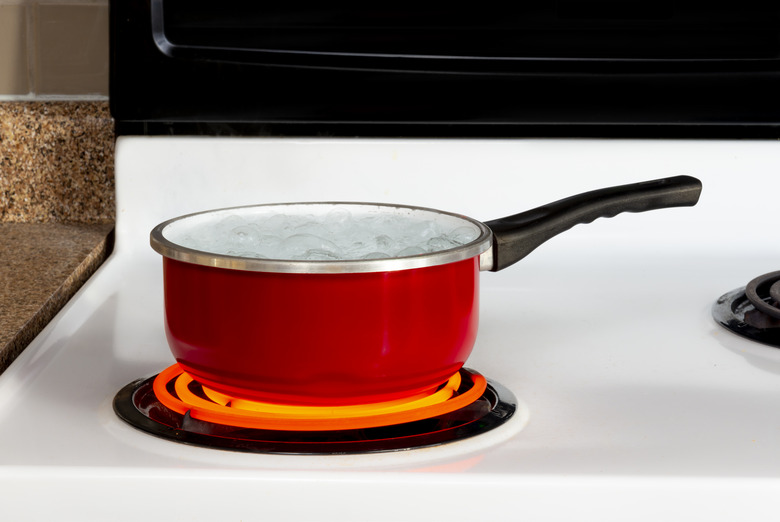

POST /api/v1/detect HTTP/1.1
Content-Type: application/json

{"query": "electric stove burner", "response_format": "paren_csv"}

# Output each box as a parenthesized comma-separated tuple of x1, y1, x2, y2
(713, 270, 780, 347)
(113, 365, 517, 454)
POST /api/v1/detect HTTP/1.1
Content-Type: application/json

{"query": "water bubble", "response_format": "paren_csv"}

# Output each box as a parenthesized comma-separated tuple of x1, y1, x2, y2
(397, 246, 426, 257)
(302, 249, 343, 261)
(282, 234, 342, 260)
(426, 236, 459, 252)
(374, 234, 395, 251)
(448, 226, 480, 245)
(362, 251, 391, 259)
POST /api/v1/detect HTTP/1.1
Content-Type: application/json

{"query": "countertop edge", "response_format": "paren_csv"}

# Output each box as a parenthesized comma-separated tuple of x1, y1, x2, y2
(0, 224, 114, 374)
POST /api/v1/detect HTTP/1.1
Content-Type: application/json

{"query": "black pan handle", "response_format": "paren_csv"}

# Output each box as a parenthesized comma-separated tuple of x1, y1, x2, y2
(483, 175, 702, 272)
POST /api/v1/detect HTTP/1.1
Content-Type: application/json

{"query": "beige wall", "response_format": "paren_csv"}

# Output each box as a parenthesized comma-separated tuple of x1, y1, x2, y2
(0, 0, 108, 98)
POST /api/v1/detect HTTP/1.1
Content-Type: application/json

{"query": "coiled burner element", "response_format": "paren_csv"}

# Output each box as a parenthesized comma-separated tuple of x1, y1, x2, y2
(113, 365, 518, 454)
(745, 271, 780, 320)
(713, 271, 780, 347)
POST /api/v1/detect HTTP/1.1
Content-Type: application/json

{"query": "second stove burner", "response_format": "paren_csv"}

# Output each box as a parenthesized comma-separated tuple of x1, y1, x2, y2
(745, 271, 780, 320)
(713, 271, 780, 347)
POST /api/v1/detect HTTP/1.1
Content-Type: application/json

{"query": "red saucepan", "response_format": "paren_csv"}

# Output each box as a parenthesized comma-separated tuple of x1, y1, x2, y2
(151, 176, 702, 405)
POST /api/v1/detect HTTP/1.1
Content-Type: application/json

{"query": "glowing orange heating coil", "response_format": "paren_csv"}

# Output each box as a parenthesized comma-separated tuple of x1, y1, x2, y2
(152, 363, 487, 431)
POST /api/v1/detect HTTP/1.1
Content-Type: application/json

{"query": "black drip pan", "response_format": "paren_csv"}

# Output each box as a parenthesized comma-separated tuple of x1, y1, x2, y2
(113, 368, 517, 455)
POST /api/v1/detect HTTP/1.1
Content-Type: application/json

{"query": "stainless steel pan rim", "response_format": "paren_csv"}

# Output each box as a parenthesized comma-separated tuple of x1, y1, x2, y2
(150, 201, 494, 274)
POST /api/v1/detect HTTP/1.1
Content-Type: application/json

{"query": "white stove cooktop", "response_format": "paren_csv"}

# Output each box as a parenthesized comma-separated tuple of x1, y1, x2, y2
(2, 138, 779, 521)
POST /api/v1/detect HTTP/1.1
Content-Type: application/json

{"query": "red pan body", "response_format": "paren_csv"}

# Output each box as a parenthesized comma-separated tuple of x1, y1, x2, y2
(163, 256, 480, 405)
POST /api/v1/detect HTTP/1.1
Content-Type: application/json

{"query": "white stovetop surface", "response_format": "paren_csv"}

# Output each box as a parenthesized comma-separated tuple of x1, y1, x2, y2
(2, 138, 780, 521)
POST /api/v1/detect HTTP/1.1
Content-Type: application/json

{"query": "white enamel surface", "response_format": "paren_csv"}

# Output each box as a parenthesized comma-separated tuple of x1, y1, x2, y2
(2, 138, 780, 520)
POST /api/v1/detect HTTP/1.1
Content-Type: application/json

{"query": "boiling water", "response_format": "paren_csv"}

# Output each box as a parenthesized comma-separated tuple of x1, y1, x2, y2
(163, 205, 481, 261)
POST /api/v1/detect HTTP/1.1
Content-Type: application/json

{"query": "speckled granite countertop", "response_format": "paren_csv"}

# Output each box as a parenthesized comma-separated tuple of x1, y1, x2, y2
(0, 102, 114, 223)
(0, 223, 113, 373)
(0, 101, 114, 374)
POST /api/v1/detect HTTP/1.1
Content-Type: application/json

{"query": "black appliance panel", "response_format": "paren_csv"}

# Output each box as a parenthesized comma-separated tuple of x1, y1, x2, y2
(110, 0, 780, 136)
